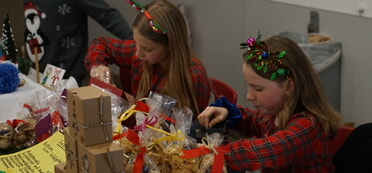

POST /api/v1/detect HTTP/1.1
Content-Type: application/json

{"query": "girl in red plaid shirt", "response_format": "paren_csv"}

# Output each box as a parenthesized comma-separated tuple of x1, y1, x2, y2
(198, 34, 342, 173)
(85, 0, 210, 117)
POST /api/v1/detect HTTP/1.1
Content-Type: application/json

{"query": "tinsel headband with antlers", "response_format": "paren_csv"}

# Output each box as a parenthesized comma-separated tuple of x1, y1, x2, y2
(240, 32, 290, 80)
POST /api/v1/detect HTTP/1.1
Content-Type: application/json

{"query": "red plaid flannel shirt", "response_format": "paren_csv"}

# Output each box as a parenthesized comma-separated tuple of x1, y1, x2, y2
(85, 37, 211, 112)
(223, 108, 334, 173)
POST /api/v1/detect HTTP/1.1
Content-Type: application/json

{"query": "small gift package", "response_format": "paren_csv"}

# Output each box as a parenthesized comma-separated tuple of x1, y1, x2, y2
(63, 127, 78, 172)
(67, 86, 113, 146)
(69, 119, 112, 146)
(54, 162, 66, 173)
(77, 142, 124, 173)
(67, 86, 111, 125)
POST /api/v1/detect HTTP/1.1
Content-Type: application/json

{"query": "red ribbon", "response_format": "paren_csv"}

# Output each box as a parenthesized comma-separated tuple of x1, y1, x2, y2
(126, 128, 140, 145)
(112, 128, 140, 145)
(181, 145, 210, 158)
(134, 101, 149, 112)
(112, 132, 128, 141)
(133, 147, 146, 173)
(211, 148, 225, 173)
(23, 103, 49, 114)
(181, 146, 225, 173)
(159, 113, 176, 124)
(51, 110, 64, 128)
(6, 119, 27, 129)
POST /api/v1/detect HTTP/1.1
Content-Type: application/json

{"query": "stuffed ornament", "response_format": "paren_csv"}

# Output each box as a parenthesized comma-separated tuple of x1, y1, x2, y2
(0, 63, 20, 94)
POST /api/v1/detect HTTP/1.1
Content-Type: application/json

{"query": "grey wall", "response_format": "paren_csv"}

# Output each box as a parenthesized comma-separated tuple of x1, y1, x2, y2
(89, 0, 372, 126)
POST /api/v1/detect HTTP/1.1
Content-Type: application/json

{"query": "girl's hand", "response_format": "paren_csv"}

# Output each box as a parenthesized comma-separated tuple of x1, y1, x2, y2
(90, 65, 112, 83)
(197, 106, 228, 128)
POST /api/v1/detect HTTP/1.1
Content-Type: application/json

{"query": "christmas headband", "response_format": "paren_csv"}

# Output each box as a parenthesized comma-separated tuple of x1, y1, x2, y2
(127, 0, 167, 34)
(240, 32, 290, 80)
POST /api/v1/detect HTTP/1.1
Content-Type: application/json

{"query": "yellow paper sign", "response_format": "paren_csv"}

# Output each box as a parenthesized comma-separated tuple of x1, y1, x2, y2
(0, 132, 65, 173)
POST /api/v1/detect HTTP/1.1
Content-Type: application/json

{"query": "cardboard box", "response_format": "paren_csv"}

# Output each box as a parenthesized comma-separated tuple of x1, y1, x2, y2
(67, 86, 111, 125)
(54, 162, 66, 173)
(77, 142, 124, 173)
(70, 119, 113, 146)
(63, 127, 79, 173)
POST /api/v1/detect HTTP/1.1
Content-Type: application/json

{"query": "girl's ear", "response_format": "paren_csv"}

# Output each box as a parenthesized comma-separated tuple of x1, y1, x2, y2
(286, 79, 295, 96)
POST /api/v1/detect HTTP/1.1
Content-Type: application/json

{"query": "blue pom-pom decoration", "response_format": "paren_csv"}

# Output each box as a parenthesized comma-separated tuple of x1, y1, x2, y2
(0, 63, 20, 94)
(209, 97, 242, 128)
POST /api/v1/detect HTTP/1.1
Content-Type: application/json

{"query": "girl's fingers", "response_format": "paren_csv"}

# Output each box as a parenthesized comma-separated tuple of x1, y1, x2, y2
(90, 65, 111, 83)
(198, 107, 213, 127)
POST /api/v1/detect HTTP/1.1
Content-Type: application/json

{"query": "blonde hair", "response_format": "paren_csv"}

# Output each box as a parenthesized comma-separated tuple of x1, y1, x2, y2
(132, 0, 202, 114)
(244, 36, 342, 135)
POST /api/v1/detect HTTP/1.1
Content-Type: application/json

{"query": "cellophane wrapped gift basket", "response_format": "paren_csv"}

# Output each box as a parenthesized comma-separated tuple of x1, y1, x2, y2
(113, 92, 227, 173)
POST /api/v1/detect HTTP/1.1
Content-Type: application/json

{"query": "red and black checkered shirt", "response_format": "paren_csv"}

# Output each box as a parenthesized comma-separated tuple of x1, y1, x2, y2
(84, 37, 211, 113)
(223, 108, 334, 173)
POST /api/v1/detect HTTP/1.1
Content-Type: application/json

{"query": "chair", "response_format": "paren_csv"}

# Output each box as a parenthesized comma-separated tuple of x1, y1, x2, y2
(332, 123, 372, 172)
(329, 126, 354, 158)
(210, 78, 238, 105)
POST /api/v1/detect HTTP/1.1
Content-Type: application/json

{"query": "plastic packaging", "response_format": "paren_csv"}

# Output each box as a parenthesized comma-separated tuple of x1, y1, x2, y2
(277, 31, 342, 73)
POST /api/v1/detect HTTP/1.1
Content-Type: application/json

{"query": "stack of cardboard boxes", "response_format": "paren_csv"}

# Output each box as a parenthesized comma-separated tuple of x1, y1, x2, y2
(55, 86, 124, 173)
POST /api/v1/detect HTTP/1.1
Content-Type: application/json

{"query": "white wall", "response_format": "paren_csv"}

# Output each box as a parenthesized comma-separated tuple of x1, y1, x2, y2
(270, 0, 372, 18)
(88, 0, 372, 127)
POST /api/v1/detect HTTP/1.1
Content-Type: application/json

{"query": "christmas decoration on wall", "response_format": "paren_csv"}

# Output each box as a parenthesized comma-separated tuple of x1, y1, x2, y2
(1, 13, 18, 63)
(17, 45, 30, 75)
(1, 13, 30, 75)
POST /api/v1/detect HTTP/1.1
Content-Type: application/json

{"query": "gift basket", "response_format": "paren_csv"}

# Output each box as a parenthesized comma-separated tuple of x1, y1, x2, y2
(113, 92, 227, 173)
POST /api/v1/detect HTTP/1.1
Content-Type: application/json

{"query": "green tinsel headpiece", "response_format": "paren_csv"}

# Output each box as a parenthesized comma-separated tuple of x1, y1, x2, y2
(240, 32, 290, 80)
